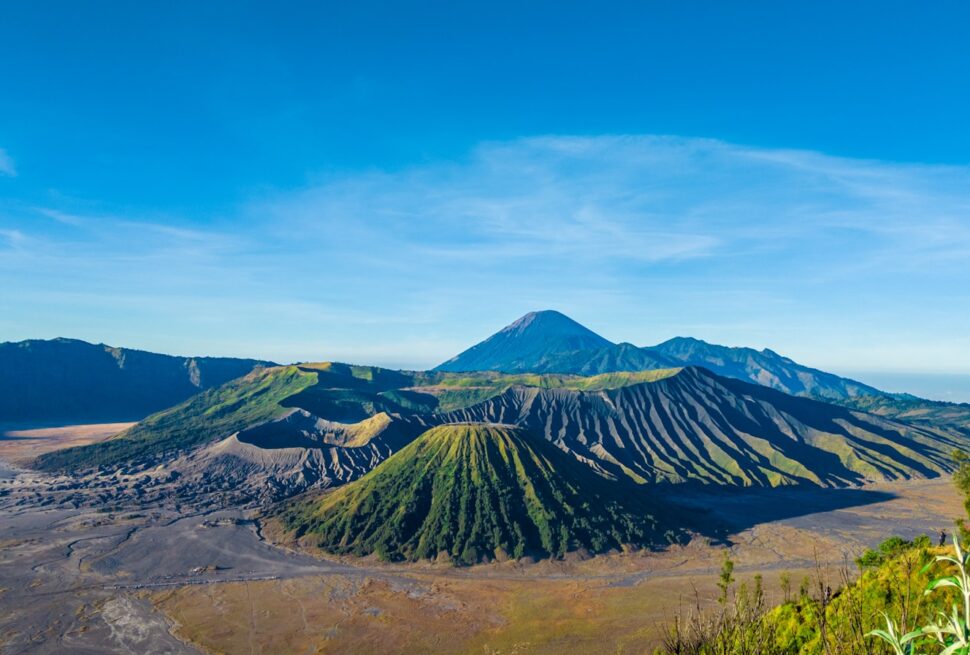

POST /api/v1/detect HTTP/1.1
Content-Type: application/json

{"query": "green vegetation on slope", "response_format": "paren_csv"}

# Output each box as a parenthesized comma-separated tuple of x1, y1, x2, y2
(280, 423, 672, 565)
(442, 369, 965, 487)
(765, 537, 942, 654)
(29, 361, 687, 472)
(418, 368, 682, 391)
(835, 393, 970, 435)
(657, 455, 970, 654)
(280, 386, 433, 422)
(658, 535, 948, 655)
(34, 365, 318, 471)
(32, 360, 964, 491)
(296, 361, 413, 390)
(411, 368, 682, 412)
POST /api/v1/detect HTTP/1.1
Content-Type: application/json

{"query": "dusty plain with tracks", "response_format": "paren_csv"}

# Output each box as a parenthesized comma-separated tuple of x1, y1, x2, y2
(0, 424, 963, 654)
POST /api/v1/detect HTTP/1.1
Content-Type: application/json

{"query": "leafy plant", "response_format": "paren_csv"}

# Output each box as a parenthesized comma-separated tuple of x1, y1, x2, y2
(867, 614, 924, 655)
(867, 535, 970, 655)
(658, 565, 779, 655)
(954, 450, 970, 542)
(859, 536, 934, 569)
(717, 554, 735, 605)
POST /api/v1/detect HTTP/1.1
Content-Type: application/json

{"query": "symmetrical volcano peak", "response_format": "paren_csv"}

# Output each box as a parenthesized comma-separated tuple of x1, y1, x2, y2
(434, 310, 615, 373)
(435, 310, 883, 399)
(498, 310, 610, 342)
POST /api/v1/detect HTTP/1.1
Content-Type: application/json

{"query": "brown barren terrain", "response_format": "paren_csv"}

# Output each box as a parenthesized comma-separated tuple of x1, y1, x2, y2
(0, 422, 134, 465)
(152, 478, 964, 655)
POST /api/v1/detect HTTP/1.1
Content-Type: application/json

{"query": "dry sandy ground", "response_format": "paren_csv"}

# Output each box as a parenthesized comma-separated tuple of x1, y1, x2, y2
(152, 478, 965, 655)
(0, 424, 964, 655)
(153, 548, 821, 655)
(0, 423, 133, 466)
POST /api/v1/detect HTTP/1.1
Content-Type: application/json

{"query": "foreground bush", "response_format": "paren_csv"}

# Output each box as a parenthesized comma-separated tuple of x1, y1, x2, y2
(868, 535, 970, 655)
(657, 536, 952, 655)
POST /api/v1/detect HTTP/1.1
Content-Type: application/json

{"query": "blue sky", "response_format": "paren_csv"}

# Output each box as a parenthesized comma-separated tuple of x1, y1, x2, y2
(1, 2, 969, 398)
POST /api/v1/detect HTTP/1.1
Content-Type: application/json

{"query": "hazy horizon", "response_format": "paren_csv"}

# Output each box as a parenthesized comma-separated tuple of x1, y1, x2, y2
(6, 326, 970, 404)
(2, 2, 968, 382)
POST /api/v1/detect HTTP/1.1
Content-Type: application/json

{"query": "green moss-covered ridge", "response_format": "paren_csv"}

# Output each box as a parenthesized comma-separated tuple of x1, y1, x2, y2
(280, 423, 670, 565)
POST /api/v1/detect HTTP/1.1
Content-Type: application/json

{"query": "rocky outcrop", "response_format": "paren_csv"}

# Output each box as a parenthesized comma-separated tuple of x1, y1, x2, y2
(168, 409, 425, 502)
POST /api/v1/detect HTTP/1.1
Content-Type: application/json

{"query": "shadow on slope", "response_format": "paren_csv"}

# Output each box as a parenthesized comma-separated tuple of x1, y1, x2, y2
(279, 423, 685, 565)
(673, 484, 899, 545)
(436, 367, 962, 488)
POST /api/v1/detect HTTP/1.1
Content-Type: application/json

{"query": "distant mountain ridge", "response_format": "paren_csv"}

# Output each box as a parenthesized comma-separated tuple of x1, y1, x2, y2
(0, 338, 273, 424)
(435, 310, 882, 401)
(652, 336, 882, 400)
(36, 361, 965, 494)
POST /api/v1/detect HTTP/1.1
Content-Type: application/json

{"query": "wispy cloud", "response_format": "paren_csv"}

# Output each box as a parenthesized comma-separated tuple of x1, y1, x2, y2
(37, 208, 85, 225)
(0, 228, 27, 246)
(0, 149, 15, 176)
(3, 135, 970, 372)
(255, 135, 970, 284)
(263, 136, 727, 268)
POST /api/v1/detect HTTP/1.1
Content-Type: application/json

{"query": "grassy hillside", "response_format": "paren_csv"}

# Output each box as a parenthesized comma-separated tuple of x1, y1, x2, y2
(280, 423, 672, 564)
(295, 361, 413, 390)
(413, 368, 682, 412)
(658, 535, 959, 655)
(33, 360, 967, 491)
(34, 365, 318, 471)
(29, 362, 686, 472)
(418, 368, 681, 390)
(834, 393, 970, 435)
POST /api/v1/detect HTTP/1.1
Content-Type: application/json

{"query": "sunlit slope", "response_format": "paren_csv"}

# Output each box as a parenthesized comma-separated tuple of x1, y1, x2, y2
(837, 394, 970, 436)
(34, 362, 966, 490)
(31, 362, 673, 472)
(281, 423, 671, 564)
(411, 367, 682, 412)
(34, 365, 319, 470)
(173, 410, 427, 501)
(438, 367, 965, 487)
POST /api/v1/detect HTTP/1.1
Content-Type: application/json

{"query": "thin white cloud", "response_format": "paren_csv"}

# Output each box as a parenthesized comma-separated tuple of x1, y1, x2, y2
(256, 135, 970, 276)
(6, 135, 970, 372)
(37, 208, 85, 225)
(0, 149, 15, 176)
(0, 228, 27, 245)
(27, 207, 246, 261)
